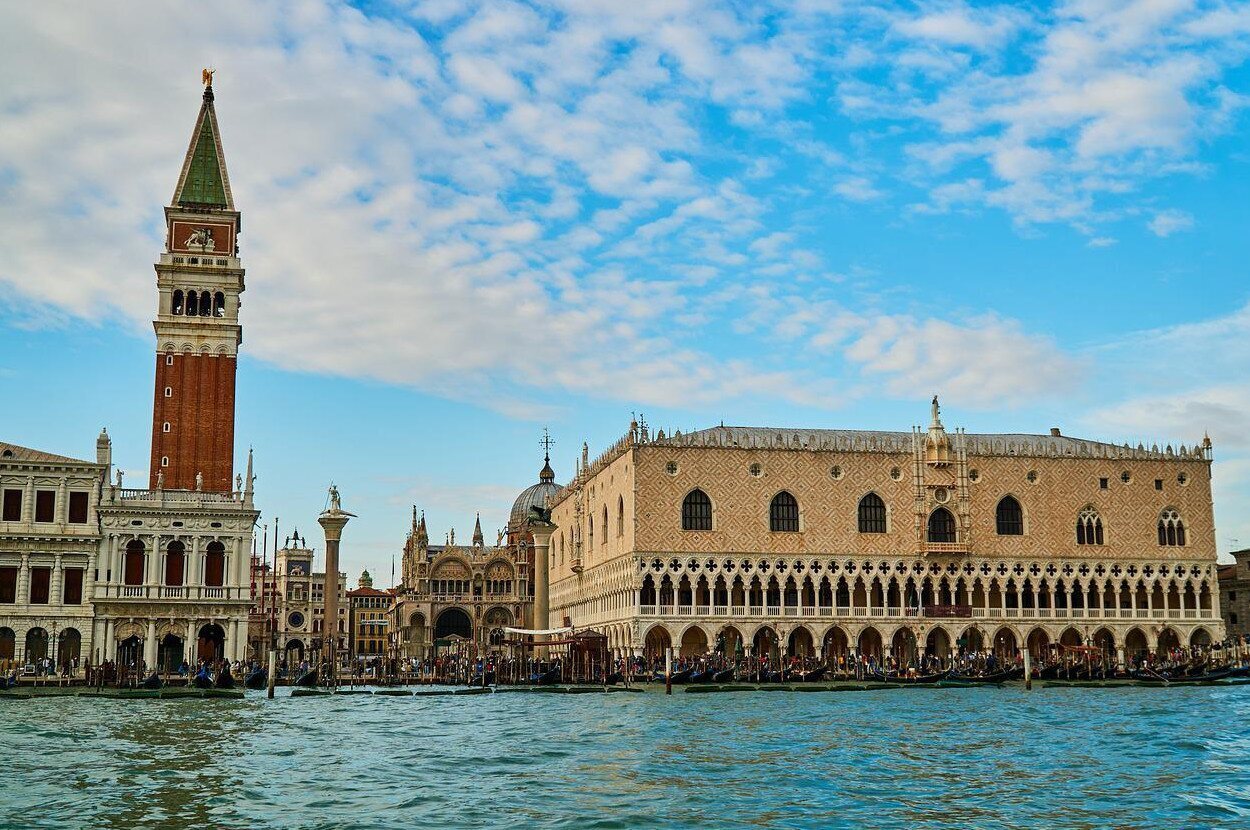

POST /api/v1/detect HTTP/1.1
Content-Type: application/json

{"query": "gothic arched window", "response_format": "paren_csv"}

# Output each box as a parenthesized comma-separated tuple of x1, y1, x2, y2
(769, 491, 799, 533)
(617, 496, 625, 537)
(1158, 509, 1186, 546)
(172, 290, 184, 315)
(927, 508, 956, 543)
(601, 505, 608, 545)
(857, 493, 887, 534)
(995, 496, 1024, 535)
(1076, 506, 1103, 545)
(681, 489, 712, 531)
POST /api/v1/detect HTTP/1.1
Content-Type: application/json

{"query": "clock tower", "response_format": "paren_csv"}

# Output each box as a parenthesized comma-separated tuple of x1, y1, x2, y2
(148, 78, 244, 493)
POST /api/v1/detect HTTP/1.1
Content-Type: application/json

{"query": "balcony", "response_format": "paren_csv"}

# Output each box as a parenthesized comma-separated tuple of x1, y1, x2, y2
(919, 541, 969, 556)
(570, 558, 583, 574)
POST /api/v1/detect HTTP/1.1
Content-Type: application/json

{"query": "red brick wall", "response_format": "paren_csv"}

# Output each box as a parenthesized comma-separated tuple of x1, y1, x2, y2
(149, 352, 236, 492)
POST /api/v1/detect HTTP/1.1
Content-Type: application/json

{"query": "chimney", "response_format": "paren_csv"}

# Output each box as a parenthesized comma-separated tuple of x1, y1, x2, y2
(1050, 427, 1061, 437)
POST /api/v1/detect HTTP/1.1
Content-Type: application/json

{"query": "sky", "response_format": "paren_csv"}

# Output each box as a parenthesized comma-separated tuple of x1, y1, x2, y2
(2, 0, 1249, 582)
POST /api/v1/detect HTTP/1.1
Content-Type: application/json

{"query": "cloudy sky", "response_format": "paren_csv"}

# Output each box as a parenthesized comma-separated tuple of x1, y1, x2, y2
(2, 0, 1248, 580)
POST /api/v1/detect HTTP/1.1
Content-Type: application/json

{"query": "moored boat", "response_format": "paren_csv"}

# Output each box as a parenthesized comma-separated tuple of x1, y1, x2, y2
(215, 665, 236, 689)
(193, 668, 213, 689)
(295, 668, 319, 687)
(712, 668, 736, 683)
(874, 669, 950, 685)
(244, 667, 268, 690)
(142, 672, 163, 690)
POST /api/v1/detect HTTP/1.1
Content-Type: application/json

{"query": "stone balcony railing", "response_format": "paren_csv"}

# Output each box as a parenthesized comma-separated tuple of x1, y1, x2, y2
(95, 584, 244, 601)
(636, 605, 1217, 622)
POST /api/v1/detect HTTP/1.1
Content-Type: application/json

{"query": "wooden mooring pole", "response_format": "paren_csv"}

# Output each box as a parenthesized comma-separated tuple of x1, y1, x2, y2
(1023, 649, 1033, 690)
(665, 646, 673, 696)
(267, 649, 276, 699)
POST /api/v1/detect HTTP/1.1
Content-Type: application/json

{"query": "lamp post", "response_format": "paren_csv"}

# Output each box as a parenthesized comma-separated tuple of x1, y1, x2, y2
(318, 485, 355, 689)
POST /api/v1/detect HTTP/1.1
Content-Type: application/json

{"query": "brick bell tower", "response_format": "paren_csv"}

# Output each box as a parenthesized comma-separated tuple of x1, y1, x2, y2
(149, 73, 244, 493)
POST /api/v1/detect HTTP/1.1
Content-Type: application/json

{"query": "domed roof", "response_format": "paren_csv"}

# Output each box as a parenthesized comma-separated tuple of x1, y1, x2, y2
(509, 455, 559, 528)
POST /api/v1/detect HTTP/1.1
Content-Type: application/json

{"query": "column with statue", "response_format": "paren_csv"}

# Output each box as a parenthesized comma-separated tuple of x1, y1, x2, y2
(318, 484, 355, 688)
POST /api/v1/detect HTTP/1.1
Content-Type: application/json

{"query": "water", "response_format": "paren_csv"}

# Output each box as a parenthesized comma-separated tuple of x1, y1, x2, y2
(3, 685, 1250, 829)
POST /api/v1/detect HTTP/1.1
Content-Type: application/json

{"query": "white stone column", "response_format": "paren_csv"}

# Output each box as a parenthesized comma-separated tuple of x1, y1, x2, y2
(144, 620, 157, 668)
(185, 620, 197, 664)
(147, 535, 160, 586)
(56, 478, 68, 525)
(50, 553, 63, 605)
(103, 618, 114, 662)
(229, 618, 241, 662)
(17, 554, 29, 604)
(84, 552, 97, 604)
(189, 537, 202, 591)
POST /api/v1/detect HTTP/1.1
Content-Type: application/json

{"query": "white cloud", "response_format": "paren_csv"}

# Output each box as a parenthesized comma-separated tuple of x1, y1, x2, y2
(1148, 209, 1196, 237)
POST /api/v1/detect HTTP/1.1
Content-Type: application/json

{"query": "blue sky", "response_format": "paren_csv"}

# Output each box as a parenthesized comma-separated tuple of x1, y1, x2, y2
(2, 0, 1249, 581)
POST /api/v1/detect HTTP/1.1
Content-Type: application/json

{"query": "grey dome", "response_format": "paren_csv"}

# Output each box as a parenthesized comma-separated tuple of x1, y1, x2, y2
(509, 456, 558, 528)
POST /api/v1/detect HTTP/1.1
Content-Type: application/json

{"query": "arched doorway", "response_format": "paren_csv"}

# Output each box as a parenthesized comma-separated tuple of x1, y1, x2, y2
(788, 626, 814, 658)
(117, 635, 141, 668)
(24, 627, 48, 662)
(679, 626, 708, 657)
(823, 626, 849, 661)
(1190, 627, 1212, 648)
(993, 627, 1017, 662)
(197, 623, 225, 662)
(753, 626, 779, 665)
(1124, 628, 1148, 660)
(858, 626, 883, 657)
(1158, 627, 1181, 653)
(285, 639, 305, 666)
(892, 628, 917, 666)
(643, 625, 671, 662)
(1059, 627, 1082, 648)
(925, 627, 951, 661)
(1026, 627, 1050, 659)
(1092, 627, 1115, 661)
(57, 628, 82, 667)
(433, 608, 473, 641)
(716, 625, 743, 659)
(0, 627, 14, 661)
(958, 626, 984, 654)
(159, 634, 184, 672)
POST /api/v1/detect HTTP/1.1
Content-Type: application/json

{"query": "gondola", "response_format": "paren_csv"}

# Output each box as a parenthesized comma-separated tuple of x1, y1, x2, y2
(530, 666, 562, 685)
(793, 666, 827, 683)
(689, 668, 716, 684)
(1, 674, 17, 690)
(712, 667, 737, 683)
(142, 672, 163, 690)
(1136, 667, 1231, 685)
(1034, 664, 1063, 680)
(295, 668, 319, 687)
(244, 667, 268, 690)
(470, 670, 497, 687)
(948, 668, 1015, 685)
(874, 669, 950, 685)
(653, 667, 695, 684)
(193, 668, 214, 689)
(215, 665, 236, 689)
(604, 671, 624, 685)
(1227, 665, 1250, 678)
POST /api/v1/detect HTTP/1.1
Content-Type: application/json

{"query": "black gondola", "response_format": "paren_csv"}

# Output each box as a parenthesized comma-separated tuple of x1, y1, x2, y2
(874, 669, 950, 684)
(604, 671, 624, 685)
(470, 670, 497, 687)
(712, 667, 736, 683)
(295, 668, 319, 687)
(1228, 665, 1250, 678)
(142, 672, 163, 689)
(530, 666, 562, 685)
(244, 667, 268, 690)
(948, 668, 1015, 684)
(794, 666, 827, 683)
(689, 668, 716, 684)
(193, 669, 213, 689)
(215, 665, 236, 689)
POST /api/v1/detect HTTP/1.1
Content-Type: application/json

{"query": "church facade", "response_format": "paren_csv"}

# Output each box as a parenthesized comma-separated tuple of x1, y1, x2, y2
(0, 78, 259, 672)
(543, 401, 1222, 666)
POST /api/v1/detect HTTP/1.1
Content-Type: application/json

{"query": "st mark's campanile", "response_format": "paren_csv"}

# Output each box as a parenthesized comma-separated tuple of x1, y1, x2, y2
(148, 77, 245, 493)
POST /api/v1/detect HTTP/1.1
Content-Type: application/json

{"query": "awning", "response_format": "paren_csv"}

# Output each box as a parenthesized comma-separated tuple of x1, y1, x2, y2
(502, 626, 573, 636)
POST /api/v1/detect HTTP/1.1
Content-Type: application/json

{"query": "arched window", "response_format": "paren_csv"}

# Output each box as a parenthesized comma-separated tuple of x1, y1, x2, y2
(1076, 506, 1103, 545)
(172, 290, 184, 315)
(927, 508, 956, 543)
(204, 541, 226, 587)
(857, 493, 886, 534)
(601, 506, 608, 545)
(213, 291, 225, 317)
(682, 489, 712, 531)
(769, 491, 799, 533)
(1158, 509, 1186, 546)
(164, 541, 185, 586)
(186, 291, 199, 316)
(123, 540, 145, 586)
(199, 291, 212, 317)
(995, 496, 1023, 535)
(617, 496, 625, 537)
(588, 515, 594, 550)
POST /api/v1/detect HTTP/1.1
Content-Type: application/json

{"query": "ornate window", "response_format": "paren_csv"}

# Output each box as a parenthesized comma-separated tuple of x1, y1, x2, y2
(857, 493, 887, 534)
(681, 489, 712, 531)
(601, 506, 608, 545)
(995, 496, 1024, 535)
(1158, 509, 1186, 546)
(769, 492, 799, 532)
(927, 508, 956, 543)
(1076, 507, 1103, 545)
(617, 496, 625, 537)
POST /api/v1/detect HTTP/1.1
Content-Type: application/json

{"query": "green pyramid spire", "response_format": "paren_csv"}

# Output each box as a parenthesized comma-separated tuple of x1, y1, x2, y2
(172, 85, 233, 210)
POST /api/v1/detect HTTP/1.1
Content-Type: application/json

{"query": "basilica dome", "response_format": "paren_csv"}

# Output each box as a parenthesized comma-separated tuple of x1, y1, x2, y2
(509, 456, 559, 529)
